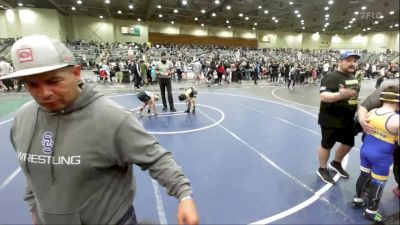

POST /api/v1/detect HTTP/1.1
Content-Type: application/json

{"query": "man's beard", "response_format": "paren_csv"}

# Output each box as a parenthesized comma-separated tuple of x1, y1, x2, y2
(345, 67, 355, 74)
(340, 66, 356, 75)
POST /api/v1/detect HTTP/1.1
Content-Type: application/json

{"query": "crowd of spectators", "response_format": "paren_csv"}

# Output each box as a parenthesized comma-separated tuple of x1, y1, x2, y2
(74, 41, 398, 89)
(0, 38, 398, 93)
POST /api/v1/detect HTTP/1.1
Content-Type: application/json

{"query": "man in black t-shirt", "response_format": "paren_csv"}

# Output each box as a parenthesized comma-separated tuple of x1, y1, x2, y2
(283, 61, 290, 83)
(316, 51, 360, 184)
(269, 62, 280, 83)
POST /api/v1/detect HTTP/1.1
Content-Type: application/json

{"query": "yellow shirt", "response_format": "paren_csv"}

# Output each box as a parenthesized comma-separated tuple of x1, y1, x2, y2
(368, 109, 398, 144)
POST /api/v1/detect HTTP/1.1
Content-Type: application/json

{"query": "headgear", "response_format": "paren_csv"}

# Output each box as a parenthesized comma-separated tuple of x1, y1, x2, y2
(379, 85, 400, 103)
(178, 94, 186, 101)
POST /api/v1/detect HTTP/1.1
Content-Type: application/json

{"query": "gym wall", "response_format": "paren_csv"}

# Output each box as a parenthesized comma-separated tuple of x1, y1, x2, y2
(0, 7, 398, 52)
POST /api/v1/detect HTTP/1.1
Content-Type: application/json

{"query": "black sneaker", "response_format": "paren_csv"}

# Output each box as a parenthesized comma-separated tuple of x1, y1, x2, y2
(184, 109, 190, 113)
(192, 109, 196, 113)
(162, 107, 168, 111)
(170, 108, 177, 112)
(352, 197, 366, 208)
(364, 211, 386, 224)
(317, 168, 334, 184)
(329, 161, 350, 178)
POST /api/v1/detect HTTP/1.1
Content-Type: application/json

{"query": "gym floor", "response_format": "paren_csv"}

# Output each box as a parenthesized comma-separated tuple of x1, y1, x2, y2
(0, 73, 399, 224)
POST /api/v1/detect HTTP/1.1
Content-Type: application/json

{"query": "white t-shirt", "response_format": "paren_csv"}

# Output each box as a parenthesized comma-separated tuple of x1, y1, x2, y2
(118, 62, 124, 70)
(176, 61, 182, 70)
(156, 60, 174, 78)
(371, 65, 376, 73)
(379, 68, 385, 76)
(192, 61, 202, 73)
(323, 63, 329, 72)
(0, 60, 12, 75)
(145, 91, 155, 98)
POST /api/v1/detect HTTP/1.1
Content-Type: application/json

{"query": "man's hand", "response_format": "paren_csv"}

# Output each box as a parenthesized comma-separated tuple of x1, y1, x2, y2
(360, 118, 375, 134)
(338, 84, 357, 100)
(177, 198, 199, 225)
(357, 106, 375, 134)
(32, 213, 39, 225)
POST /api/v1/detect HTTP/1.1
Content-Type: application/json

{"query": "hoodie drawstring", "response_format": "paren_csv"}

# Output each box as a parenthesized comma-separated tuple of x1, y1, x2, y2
(25, 107, 59, 184)
(50, 116, 60, 184)
(25, 108, 40, 175)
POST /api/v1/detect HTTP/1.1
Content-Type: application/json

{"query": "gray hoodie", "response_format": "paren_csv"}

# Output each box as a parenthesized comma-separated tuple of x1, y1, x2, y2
(10, 83, 192, 224)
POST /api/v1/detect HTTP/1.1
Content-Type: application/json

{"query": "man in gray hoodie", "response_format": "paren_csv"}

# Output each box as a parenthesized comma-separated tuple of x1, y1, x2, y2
(2, 35, 199, 225)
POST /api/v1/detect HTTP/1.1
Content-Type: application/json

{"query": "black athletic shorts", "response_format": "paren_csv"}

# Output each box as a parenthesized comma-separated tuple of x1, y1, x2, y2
(321, 126, 354, 149)
(137, 91, 150, 102)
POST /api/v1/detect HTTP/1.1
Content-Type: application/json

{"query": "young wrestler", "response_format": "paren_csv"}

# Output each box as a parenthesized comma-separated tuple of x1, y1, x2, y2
(137, 90, 159, 116)
(178, 87, 197, 113)
(352, 85, 399, 224)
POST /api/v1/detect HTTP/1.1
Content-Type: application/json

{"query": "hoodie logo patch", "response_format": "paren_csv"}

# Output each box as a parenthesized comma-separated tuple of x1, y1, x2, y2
(41, 132, 54, 155)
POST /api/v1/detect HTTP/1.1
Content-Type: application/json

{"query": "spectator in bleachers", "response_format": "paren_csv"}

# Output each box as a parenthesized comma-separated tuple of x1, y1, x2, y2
(371, 63, 377, 78)
(354, 67, 364, 87)
(102, 62, 111, 83)
(217, 62, 225, 85)
(131, 59, 142, 88)
(323, 61, 330, 78)
(99, 68, 107, 83)
(375, 66, 387, 89)
(140, 59, 148, 86)
(176, 59, 183, 82)
(244, 62, 251, 81)
(287, 65, 296, 89)
(283, 60, 290, 83)
(0, 56, 14, 92)
(364, 62, 370, 78)
(270, 61, 279, 84)
(192, 59, 202, 84)
(311, 67, 318, 86)
(114, 62, 123, 84)
(150, 62, 157, 85)
(3, 38, 398, 89)
(182, 63, 187, 81)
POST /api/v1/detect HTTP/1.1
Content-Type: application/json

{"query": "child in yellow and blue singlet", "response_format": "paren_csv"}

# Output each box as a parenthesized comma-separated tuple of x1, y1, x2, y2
(352, 85, 399, 224)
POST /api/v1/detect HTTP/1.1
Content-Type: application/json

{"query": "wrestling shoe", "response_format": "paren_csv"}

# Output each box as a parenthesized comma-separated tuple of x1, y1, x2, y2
(364, 211, 386, 224)
(351, 197, 366, 208)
